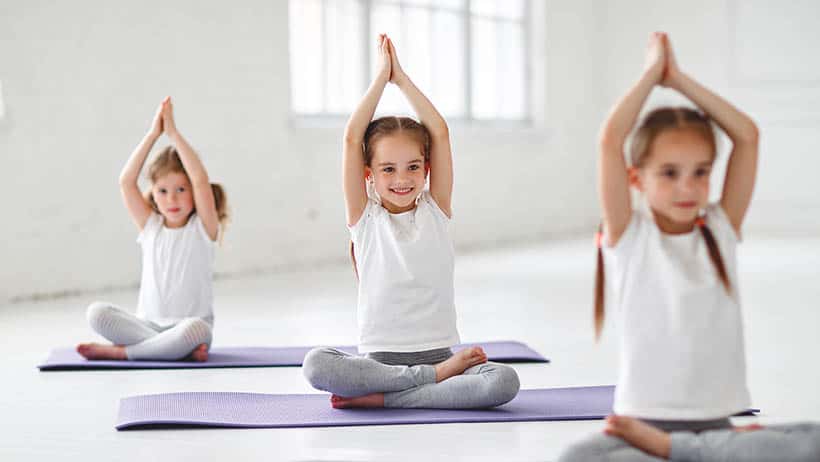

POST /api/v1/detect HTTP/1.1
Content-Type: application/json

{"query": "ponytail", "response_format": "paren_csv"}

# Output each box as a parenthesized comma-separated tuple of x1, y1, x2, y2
(210, 183, 230, 227)
(696, 217, 731, 292)
(593, 225, 605, 341)
(349, 241, 359, 280)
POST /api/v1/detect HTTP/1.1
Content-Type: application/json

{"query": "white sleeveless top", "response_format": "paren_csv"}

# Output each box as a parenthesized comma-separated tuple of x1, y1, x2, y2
(349, 190, 460, 353)
(136, 212, 216, 327)
(603, 204, 751, 420)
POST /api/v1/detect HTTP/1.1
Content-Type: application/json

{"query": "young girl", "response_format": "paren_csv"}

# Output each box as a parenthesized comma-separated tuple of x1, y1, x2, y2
(559, 33, 820, 461)
(302, 35, 520, 409)
(76, 97, 228, 362)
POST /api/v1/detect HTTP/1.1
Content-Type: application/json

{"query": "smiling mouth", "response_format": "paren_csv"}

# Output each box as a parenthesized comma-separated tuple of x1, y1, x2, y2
(390, 187, 414, 195)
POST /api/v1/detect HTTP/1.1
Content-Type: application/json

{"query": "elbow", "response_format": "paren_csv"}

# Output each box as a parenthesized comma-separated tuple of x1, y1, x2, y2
(191, 177, 211, 191)
(343, 124, 363, 146)
(118, 174, 133, 188)
(598, 131, 623, 154)
(433, 121, 450, 140)
(741, 121, 760, 147)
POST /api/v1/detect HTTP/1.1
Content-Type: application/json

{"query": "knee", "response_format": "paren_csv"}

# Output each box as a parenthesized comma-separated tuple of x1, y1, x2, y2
(302, 347, 336, 390)
(86, 302, 114, 328)
(178, 318, 213, 346)
(488, 364, 520, 406)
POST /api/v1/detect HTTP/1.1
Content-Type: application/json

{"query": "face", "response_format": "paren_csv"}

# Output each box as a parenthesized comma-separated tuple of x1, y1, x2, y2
(366, 134, 427, 213)
(151, 171, 194, 228)
(630, 128, 714, 233)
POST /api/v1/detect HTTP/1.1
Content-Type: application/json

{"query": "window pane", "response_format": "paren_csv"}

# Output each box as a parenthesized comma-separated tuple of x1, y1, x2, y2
(471, 0, 525, 20)
(324, 0, 365, 114)
(470, 16, 526, 120)
(432, 10, 465, 117)
(289, 0, 324, 114)
(470, 16, 497, 119)
(497, 20, 525, 119)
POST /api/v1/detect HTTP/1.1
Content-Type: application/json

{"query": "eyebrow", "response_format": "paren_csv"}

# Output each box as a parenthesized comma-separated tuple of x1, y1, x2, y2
(377, 159, 423, 167)
(658, 162, 712, 169)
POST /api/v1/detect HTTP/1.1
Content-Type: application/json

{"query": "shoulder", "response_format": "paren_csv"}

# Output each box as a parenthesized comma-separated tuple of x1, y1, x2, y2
(419, 190, 450, 222)
(704, 203, 741, 243)
(137, 212, 163, 244)
(349, 196, 382, 237)
(188, 213, 218, 243)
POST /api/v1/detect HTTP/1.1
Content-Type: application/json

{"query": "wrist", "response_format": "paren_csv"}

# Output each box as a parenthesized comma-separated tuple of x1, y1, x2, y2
(639, 68, 661, 88)
(374, 72, 390, 86)
(393, 73, 410, 88)
(666, 71, 688, 91)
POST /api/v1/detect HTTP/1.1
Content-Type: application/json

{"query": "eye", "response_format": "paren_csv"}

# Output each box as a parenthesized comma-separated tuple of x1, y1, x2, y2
(409, 164, 420, 171)
(695, 167, 711, 177)
(158, 188, 167, 194)
(661, 168, 678, 179)
(382, 167, 394, 173)
(177, 187, 185, 193)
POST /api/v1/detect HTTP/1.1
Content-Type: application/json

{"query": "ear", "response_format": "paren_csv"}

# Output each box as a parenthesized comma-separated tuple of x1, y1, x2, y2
(364, 166, 372, 181)
(627, 167, 644, 192)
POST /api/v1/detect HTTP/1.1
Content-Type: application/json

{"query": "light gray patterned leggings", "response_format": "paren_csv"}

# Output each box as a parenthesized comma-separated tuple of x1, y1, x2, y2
(86, 302, 212, 360)
(302, 346, 520, 409)
(558, 419, 820, 462)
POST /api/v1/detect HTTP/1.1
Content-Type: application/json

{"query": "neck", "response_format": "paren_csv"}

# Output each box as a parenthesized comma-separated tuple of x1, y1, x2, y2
(651, 209, 697, 234)
(381, 198, 417, 214)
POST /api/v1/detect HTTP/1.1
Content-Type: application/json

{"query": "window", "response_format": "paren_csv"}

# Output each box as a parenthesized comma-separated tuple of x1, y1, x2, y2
(289, 0, 530, 122)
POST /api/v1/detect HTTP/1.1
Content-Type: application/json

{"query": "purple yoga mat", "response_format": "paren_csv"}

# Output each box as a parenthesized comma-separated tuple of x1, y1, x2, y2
(117, 386, 615, 430)
(38, 341, 548, 371)
(116, 386, 760, 430)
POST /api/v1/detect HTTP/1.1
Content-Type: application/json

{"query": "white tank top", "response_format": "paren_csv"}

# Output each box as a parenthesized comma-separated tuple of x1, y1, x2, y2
(136, 212, 216, 327)
(350, 190, 460, 353)
(603, 204, 751, 420)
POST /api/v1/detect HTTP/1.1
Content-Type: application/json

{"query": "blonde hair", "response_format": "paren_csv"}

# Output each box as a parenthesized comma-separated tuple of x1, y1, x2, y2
(593, 107, 730, 340)
(145, 146, 230, 228)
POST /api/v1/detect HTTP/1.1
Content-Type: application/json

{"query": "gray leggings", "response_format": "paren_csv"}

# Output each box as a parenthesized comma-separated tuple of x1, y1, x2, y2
(558, 420, 820, 462)
(302, 347, 520, 409)
(86, 302, 212, 361)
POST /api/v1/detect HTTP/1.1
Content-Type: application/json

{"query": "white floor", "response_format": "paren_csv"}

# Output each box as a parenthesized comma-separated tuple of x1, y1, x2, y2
(2, 238, 819, 461)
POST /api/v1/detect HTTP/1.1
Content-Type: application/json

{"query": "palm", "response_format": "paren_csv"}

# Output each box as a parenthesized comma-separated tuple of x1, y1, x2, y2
(644, 33, 666, 83)
(387, 38, 405, 84)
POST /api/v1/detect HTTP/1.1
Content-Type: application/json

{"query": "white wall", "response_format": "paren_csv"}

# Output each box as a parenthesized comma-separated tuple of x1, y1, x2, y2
(0, 1, 603, 303)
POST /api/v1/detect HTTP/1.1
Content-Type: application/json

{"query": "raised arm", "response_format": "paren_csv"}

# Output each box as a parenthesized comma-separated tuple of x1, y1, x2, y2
(162, 97, 220, 241)
(119, 101, 164, 231)
(386, 37, 453, 217)
(598, 32, 666, 245)
(662, 36, 759, 234)
(343, 34, 391, 226)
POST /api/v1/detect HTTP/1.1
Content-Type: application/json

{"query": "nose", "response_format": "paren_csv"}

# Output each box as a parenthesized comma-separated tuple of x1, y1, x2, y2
(680, 175, 697, 193)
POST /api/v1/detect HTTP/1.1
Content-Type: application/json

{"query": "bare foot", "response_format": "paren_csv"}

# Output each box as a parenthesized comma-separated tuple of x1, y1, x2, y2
(734, 423, 764, 432)
(76, 343, 127, 360)
(186, 344, 209, 362)
(330, 393, 385, 409)
(604, 415, 671, 459)
(434, 347, 488, 382)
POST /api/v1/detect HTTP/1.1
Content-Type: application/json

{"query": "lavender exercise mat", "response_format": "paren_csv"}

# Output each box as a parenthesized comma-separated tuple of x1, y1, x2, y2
(117, 386, 615, 430)
(38, 341, 548, 371)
